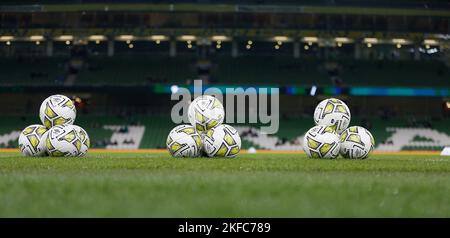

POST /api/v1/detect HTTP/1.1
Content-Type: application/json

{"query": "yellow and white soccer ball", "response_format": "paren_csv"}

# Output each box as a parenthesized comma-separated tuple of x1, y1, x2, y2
(339, 126, 375, 159)
(46, 124, 82, 157)
(303, 125, 340, 159)
(167, 124, 203, 157)
(314, 98, 351, 134)
(18, 124, 48, 156)
(73, 125, 90, 156)
(39, 94, 76, 129)
(203, 124, 241, 158)
(188, 95, 224, 133)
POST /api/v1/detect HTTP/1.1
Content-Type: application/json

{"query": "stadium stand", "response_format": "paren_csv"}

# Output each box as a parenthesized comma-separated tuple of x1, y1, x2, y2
(104, 125, 145, 149)
(378, 128, 450, 151)
(77, 57, 197, 86)
(211, 57, 449, 87)
(1, 56, 448, 87)
(2, 115, 449, 151)
(0, 57, 64, 86)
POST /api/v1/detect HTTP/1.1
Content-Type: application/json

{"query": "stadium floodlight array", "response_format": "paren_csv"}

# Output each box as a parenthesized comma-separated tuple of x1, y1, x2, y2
(304, 98, 374, 159)
(167, 95, 241, 158)
(18, 95, 90, 157)
(0, 32, 441, 48)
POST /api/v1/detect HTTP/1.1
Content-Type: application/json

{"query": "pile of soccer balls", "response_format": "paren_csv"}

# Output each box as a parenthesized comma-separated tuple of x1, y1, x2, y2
(166, 95, 241, 158)
(18, 94, 90, 157)
(303, 98, 375, 159)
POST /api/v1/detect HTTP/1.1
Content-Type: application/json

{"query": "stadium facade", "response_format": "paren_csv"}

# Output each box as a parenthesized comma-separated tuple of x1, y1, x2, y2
(0, 1, 449, 152)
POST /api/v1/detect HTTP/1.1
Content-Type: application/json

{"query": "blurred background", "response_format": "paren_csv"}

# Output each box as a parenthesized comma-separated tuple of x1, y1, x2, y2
(0, 0, 449, 151)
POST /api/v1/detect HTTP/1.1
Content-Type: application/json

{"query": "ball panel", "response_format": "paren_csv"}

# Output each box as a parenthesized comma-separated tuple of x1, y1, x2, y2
(215, 143, 228, 157)
(310, 150, 321, 158)
(228, 146, 240, 156)
(46, 136, 55, 150)
(192, 135, 203, 149)
(319, 142, 336, 157)
(306, 136, 321, 150)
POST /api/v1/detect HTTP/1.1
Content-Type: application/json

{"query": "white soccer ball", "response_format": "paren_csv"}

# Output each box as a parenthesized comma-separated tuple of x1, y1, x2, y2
(188, 95, 224, 133)
(339, 126, 375, 159)
(18, 124, 48, 156)
(203, 124, 241, 158)
(166, 124, 203, 157)
(46, 124, 82, 157)
(314, 98, 351, 134)
(39, 94, 77, 129)
(303, 125, 340, 159)
(73, 125, 90, 156)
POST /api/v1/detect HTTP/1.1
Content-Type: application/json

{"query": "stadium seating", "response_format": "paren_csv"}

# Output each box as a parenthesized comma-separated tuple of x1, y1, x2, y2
(0, 56, 448, 87)
(3, 114, 449, 151)
(76, 56, 197, 86)
(378, 128, 450, 151)
(104, 125, 145, 149)
(0, 57, 64, 86)
(76, 114, 177, 149)
(210, 57, 449, 87)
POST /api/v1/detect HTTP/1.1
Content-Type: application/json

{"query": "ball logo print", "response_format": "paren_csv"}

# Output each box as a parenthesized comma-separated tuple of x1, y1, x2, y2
(39, 94, 76, 129)
(314, 98, 351, 134)
(166, 125, 203, 157)
(18, 124, 48, 156)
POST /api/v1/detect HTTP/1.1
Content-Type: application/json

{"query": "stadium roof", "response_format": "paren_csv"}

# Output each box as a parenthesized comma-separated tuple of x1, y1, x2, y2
(0, 3, 449, 17)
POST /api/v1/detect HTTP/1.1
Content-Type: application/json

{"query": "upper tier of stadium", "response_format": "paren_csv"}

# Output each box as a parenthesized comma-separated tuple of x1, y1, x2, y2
(0, 0, 448, 89)
(0, 0, 448, 33)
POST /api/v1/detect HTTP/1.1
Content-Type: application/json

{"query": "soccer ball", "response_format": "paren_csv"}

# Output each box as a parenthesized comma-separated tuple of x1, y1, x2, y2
(339, 126, 375, 159)
(314, 98, 351, 134)
(203, 124, 241, 158)
(73, 125, 90, 156)
(303, 125, 340, 159)
(39, 95, 76, 129)
(18, 124, 48, 156)
(188, 95, 224, 133)
(46, 124, 82, 157)
(166, 124, 203, 157)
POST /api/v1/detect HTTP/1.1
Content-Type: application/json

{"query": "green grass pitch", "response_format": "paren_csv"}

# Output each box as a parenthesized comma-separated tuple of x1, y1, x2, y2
(0, 151, 449, 217)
